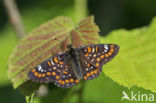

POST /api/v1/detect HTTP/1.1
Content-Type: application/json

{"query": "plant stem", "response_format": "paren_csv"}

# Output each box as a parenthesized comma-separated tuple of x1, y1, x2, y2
(3, 0, 25, 39)
(75, 0, 88, 22)
(25, 92, 35, 103)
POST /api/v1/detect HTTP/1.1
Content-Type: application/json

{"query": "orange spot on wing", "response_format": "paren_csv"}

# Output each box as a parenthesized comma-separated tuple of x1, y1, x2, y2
(97, 58, 100, 62)
(34, 72, 38, 76)
(108, 52, 112, 55)
(94, 68, 99, 74)
(61, 81, 65, 85)
(63, 70, 68, 74)
(83, 76, 87, 80)
(54, 57, 58, 63)
(65, 79, 69, 83)
(105, 54, 109, 57)
(75, 79, 79, 83)
(96, 63, 99, 67)
(59, 61, 64, 65)
(32, 69, 36, 73)
(48, 61, 52, 67)
(59, 80, 62, 83)
(87, 63, 90, 67)
(87, 73, 90, 77)
(38, 73, 42, 78)
(94, 70, 97, 74)
(47, 72, 51, 76)
(52, 72, 56, 76)
(90, 71, 94, 75)
(85, 53, 89, 57)
(110, 49, 114, 52)
(70, 78, 74, 82)
(110, 44, 115, 48)
(100, 55, 104, 59)
(56, 76, 60, 79)
(95, 46, 98, 52)
(42, 73, 45, 77)
(87, 47, 92, 53)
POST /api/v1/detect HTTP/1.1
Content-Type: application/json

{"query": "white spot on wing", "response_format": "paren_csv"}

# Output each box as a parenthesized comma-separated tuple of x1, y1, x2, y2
(51, 59, 54, 65)
(84, 49, 87, 52)
(93, 54, 96, 57)
(41, 69, 44, 72)
(57, 70, 60, 72)
(104, 45, 108, 52)
(91, 59, 94, 62)
(37, 65, 42, 71)
(53, 67, 56, 70)
(92, 48, 95, 52)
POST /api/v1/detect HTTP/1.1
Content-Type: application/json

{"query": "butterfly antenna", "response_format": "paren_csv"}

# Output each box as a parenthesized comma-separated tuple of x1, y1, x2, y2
(52, 37, 62, 42)
(75, 25, 79, 30)
(48, 37, 61, 59)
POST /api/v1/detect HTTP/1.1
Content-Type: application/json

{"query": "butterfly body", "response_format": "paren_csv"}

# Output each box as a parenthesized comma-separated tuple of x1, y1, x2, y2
(28, 44, 119, 88)
(67, 45, 83, 80)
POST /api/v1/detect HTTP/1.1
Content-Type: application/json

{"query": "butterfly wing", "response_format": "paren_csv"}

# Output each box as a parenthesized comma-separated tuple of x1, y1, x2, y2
(54, 58, 80, 88)
(27, 52, 79, 88)
(77, 44, 119, 80)
(78, 54, 102, 80)
(27, 52, 67, 83)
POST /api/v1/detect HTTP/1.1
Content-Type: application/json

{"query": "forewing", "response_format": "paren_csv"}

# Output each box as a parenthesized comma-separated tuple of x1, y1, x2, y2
(27, 52, 68, 83)
(77, 44, 119, 67)
(77, 44, 119, 80)
(27, 52, 79, 88)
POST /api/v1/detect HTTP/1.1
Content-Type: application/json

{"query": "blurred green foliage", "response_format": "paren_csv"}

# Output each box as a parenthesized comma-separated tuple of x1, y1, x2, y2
(0, 26, 17, 86)
(102, 17, 156, 93)
(0, 0, 156, 103)
(89, 0, 156, 34)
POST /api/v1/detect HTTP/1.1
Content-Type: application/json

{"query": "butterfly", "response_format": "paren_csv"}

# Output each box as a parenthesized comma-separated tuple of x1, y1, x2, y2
(27, 44, 119, 88)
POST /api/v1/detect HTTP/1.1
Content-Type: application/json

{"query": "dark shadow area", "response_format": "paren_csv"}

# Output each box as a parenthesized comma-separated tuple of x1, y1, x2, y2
(88, 0, 156, 35)
(0, 85, 25, 103)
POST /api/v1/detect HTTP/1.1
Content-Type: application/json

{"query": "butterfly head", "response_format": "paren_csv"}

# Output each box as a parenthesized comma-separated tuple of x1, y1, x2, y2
(67, 44, 72, 49)
(67, 44, 75, 51)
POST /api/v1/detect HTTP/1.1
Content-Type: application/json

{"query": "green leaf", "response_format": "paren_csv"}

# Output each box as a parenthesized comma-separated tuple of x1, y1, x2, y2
(101, 17, 156, 92)
(8, 16, 99, 94)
